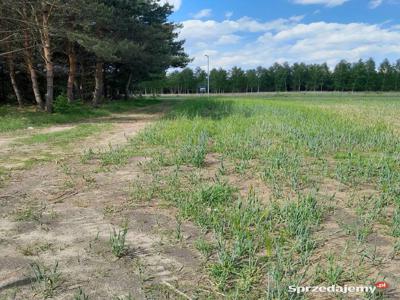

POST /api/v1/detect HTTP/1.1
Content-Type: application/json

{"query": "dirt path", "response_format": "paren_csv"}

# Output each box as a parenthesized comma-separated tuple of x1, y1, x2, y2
(0, 104, 168, 157)
(0, 102, 206, 299)
(0, 104, 175, 173)
(0, 126, 76, 154)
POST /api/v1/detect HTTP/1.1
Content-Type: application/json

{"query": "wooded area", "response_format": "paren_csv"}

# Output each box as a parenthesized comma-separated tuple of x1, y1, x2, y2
(2, 1, 400, 110)
(0, 0, 189, 112)
(141, 58, 400, 94)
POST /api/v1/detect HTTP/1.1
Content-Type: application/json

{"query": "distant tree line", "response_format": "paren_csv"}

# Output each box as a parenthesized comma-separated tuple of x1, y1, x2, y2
(139, 58, 400, 94)
(0, 0, 188, 112)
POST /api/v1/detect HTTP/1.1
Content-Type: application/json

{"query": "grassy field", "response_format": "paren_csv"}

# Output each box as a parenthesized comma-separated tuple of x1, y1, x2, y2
(87, 95, 400, 298)
(1, 95, 399, 299)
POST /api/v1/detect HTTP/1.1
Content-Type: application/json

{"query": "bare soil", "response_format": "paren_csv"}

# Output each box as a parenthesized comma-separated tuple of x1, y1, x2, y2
(0, 103, 207, 299)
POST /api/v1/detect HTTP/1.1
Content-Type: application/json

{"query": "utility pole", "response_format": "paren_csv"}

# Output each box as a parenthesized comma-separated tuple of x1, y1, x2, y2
(205, 54, 210, 97)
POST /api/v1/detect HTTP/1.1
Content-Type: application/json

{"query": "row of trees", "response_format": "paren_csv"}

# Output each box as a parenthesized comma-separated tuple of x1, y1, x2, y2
(0, 0, 188, 112)
(143, 58, 400, 94)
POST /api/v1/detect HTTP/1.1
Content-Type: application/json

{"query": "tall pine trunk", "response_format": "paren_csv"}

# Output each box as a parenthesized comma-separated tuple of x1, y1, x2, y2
(26, 60, 43, 109)
(125, 72, 132, 99)
(6, 54, 23, 107)
(67, 43, 77, 102)
(92, 61, 104, 106)
(24, 31, 44, 110)
(41, 8, 54, 112)
(78, 58, 85, 100)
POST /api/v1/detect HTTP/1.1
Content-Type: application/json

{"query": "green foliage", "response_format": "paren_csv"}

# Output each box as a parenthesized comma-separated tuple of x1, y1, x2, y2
(196, 180, 237, 206)
(314, 254, 346, 285)
(110, 224, 129, 258)
(53, 94, 76, 113)
(341, 217, 373, 243)
(74, 288, 90, 300)
(14, 202, 46, 223)
(179, 130, 209, 167)
(277, 194, 323, 254)
(195, 238, 215, 259)
(30, 261, 62, 298)
(81, 148, 96, 163)
(99, 145, 134, 166)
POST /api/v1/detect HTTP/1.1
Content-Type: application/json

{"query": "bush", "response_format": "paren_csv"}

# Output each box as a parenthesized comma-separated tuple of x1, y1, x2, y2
(53, 94, 82, 114)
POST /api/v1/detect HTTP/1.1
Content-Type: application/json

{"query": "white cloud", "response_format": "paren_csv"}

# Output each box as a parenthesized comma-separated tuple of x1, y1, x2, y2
(289, 15, 306, 22)
(215, 35, 241, 45)
(193, 9, 212, 19)
(180, 16, 304, 43)
(369, 0, 383, 9)
(292, 0, 349, 7)
(225, 11, 234, 19)
(159, 0, 182, 11)
(179, 16, 400, 70)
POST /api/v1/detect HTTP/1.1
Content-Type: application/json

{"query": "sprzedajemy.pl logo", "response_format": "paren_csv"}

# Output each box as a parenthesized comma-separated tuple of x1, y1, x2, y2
(289, 282, 389, 294)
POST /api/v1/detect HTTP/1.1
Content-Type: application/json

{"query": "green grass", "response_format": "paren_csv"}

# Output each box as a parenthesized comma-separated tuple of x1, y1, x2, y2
(14, 202, 46, 223)
(110, 223, 129, 258)
(74, 288, 90, 300)
(104, 95, 399, 297)
(30, 261, 62, 298)
(0, 98, 160, 133)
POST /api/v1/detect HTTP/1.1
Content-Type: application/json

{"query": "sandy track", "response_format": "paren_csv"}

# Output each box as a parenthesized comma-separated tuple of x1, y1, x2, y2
(0, 102, 205, 299)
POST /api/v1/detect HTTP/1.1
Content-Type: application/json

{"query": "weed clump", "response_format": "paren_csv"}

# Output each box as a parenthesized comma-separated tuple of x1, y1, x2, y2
(30, 261, 61, 298)
(110, 223, 129, 258)
(74, 287, 90, 300)
(197, 180, 236, 206)
(179, 130, 209, 167)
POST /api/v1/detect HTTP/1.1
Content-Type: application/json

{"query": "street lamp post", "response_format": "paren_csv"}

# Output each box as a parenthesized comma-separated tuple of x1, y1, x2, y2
(205, 54, 210, 97)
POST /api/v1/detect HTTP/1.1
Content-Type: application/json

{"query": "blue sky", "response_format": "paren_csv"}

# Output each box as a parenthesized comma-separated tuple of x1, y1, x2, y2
(161, 0, 400, 70)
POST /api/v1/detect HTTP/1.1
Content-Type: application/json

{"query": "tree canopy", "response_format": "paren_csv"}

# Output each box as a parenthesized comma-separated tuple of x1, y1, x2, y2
(141, 58, 400, 94)
(0, 0, 189, 111)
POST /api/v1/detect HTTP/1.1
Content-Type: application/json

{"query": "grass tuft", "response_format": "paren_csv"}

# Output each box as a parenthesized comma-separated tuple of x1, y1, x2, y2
(30, 261, 62, 298)
(110, 223, 129, 258)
